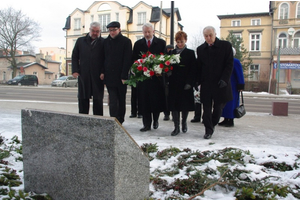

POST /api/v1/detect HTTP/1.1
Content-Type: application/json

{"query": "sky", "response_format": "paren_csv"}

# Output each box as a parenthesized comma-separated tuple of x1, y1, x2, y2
(0, 0, 271, 53)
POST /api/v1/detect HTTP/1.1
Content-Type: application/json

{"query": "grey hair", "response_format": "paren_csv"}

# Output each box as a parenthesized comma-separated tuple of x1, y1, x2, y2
(203, 26, 216, 34)
(142, 22, 154, 30)
(90, 22, 101, 29)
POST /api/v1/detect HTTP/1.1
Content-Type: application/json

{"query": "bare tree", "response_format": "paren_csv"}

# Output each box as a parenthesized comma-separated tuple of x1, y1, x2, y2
(0, 7, 41, 77)
(187, 27, 204, 52)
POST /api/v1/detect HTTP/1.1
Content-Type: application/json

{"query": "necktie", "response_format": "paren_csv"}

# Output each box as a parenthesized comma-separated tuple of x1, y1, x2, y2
(147, 40, 151, 48)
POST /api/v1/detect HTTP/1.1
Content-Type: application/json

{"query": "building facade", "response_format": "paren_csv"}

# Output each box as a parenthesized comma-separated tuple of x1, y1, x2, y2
(39, 47, 66, 75)
(218, 1, 300, 93)
(0, 52, 61, 85)
(63, 1, 182, 75)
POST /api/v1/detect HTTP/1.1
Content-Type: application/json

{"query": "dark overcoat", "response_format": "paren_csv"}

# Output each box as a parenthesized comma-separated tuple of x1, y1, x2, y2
(196, 38, 234, 104)
(222, 58, 245, 118)
(72, 34, 104, 99)
(102, 33, 132, 87)
(168, 48, 196, 111)
(132, 36, 166, 113)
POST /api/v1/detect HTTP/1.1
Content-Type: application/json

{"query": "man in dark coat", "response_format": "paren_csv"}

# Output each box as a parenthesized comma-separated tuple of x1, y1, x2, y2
(196, 26, 233, 139)
(132, 23, 166, 132)
(100, 21, 132, 124)
(72, 22, 104, 115)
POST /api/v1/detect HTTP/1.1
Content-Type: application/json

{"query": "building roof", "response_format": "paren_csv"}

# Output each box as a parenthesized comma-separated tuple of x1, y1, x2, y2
(41, 58, 61, 64)
(63, 16, 71, 30)
(217, 12, 270, 20)
(7, 62, 48, 69)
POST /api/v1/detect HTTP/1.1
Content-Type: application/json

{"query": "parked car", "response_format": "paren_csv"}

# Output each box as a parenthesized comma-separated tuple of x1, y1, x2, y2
(51, 76, 78, 87)
(7, 75, 38, 86)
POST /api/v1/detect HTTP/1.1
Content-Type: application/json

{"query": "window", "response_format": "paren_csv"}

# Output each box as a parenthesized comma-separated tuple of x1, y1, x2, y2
(251, 19, 260, 25)
(250, 33, 261, 51)
(249, 64, 259, 81)
(116, 13, 119, 22)
(91, 15, 94, 22)
(98, 3, 111, 11)
(278, 33, 288, 48)
(3, 71, 6, 81)
(74, 18, 81, 30)
(279, 3, 289, 19)
(294, 31, 300, 47)
(98, 14, 110, 31)
(232, 20, 241, 26)
(232, 33, 242, 41)
(138, 12, 146, 25)
(297, 2, 300, 18)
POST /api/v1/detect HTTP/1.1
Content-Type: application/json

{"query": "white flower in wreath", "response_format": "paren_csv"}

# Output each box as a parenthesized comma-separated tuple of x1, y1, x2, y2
(153, 65, 162, 74)
(158, 55, 165, 61)
(143, 70, 151, 77)
(170, 54, 181, 64)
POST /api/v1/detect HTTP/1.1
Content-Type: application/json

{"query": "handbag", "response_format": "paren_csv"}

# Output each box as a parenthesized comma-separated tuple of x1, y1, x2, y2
(234, 91, 246, 118)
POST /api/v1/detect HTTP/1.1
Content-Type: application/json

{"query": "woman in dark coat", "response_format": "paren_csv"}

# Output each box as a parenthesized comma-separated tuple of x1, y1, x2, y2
(168, 31, 196, 136)
(219, 48, 245, 127)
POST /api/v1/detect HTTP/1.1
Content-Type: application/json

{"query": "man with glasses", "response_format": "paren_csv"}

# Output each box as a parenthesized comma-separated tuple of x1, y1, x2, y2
(100, 21, 132, 124)
(72, 22, 104, 115)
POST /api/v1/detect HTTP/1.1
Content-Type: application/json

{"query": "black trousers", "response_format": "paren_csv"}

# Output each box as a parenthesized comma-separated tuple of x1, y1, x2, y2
(202, 99, 225, 135)
(130, 84, 142, 115)
(142, 111, 160, 128)
(78, 98, 103, 115)
(193, 103, 202, 120)
(107, 84, 127, 124)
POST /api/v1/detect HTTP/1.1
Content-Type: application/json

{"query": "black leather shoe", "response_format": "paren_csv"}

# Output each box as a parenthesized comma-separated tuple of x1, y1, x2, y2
(203, 133, 212, 139)
(190, 118, 200, 123)
(137, 115, 143, 118)
(140, 127, 151, 132)
(129, 114, 137, 118)
(171, 128, 180, 136)
(153, 121, 159, 129)
(182, 123, 187, 133)
(218, 118, 228, 126)
(163, 115, 170, 121)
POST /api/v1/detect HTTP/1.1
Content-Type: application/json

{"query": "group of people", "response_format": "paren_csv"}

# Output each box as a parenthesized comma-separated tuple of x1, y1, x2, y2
(72, 21, 244, 139)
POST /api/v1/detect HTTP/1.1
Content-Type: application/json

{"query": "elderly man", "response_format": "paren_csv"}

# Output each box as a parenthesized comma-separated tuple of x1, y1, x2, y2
(196, 26, 233, 139)
(72, 22, 104, 115)
(100, 21, 132, 124)
(132, 23, 166, 132)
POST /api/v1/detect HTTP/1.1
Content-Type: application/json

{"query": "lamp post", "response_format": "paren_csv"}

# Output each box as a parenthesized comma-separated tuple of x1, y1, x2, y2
(276, 44, 281, 95)
(170, 1, 174, 46)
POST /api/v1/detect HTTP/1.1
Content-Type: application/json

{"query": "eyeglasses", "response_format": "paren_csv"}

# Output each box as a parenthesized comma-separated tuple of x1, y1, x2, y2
(108, 28, 119, 32)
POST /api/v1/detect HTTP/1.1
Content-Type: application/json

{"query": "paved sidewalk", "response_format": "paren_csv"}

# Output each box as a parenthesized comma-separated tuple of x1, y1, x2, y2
(1, 100, 300, 152)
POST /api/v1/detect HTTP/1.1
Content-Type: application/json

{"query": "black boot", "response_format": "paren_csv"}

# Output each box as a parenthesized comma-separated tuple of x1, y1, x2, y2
(225, 119, 234, 127)
(218, 118, 228, 126)
(181, 111, 188, 133)
(171, 111, 180, 136)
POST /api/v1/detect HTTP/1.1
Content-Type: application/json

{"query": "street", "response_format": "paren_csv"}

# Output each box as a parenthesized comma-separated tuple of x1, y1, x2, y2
(1, 85, 300, 114)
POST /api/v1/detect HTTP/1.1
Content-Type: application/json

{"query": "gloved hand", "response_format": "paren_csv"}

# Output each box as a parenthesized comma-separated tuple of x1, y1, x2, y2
(166, 71, 172, 77)
(218, 80, 227, 88)
(184, 84, 191, 90)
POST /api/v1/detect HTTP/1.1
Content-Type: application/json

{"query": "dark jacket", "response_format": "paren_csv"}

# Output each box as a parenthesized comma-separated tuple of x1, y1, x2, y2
(102, 33, 132, 87)
(168, 48, 196, 111)
(72, 34, 104, 99)
(196, 37, 233, 104)
(132, 36, 166, 113)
